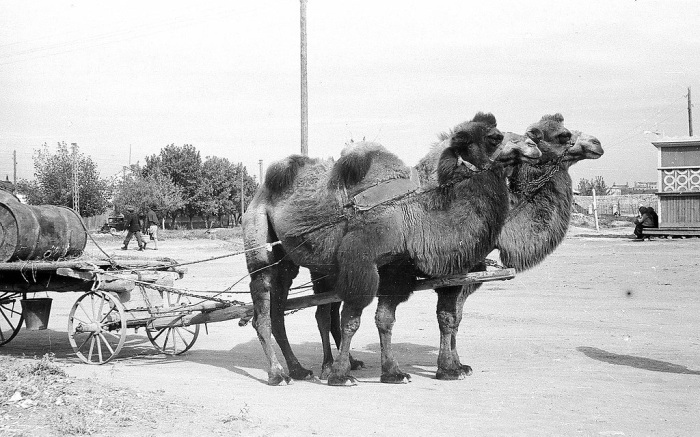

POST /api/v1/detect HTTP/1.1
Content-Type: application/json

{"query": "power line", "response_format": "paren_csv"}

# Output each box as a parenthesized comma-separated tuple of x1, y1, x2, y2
(603, 93, 689, 151)
(0, 3, 275, 67)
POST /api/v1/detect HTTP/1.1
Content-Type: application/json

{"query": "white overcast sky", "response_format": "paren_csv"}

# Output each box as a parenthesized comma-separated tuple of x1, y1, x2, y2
(1, 0, 698, 187)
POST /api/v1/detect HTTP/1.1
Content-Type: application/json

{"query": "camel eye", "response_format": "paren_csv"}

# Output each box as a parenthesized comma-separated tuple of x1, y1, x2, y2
(488, 131, 504, 144)
(526, 128, 543, 143)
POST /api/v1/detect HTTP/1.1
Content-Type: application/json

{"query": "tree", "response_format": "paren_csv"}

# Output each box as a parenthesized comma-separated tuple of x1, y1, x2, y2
(112, 166, 185, 226)
(144, 144, 202, 228)
(15, 142, 109, 216)
(577, 176, 609, 196)
(194, 156, 238, 228)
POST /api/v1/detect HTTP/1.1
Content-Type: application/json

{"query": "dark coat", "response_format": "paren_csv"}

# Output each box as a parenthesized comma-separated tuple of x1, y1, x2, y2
(125, 212, 141, 232)
(146, 209, 159, 226)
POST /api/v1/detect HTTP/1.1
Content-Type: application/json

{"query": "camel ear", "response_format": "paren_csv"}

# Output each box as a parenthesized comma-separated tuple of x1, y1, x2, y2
(526, 127, 543, 143)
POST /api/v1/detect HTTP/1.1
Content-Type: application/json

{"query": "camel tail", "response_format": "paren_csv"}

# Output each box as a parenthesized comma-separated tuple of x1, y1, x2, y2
(264, 155, 316, 195)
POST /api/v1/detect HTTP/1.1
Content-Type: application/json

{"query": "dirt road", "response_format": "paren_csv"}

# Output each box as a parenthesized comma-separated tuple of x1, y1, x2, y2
(3, 228, 699, 436)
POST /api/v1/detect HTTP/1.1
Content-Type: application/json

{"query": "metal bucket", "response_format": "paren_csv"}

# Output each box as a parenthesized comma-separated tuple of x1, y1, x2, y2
(21, 298, 53, 330)
(0, 201, 87, 262)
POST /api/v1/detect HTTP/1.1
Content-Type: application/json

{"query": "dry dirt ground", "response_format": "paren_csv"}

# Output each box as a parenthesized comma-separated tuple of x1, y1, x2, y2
(1, 225, 699, 436)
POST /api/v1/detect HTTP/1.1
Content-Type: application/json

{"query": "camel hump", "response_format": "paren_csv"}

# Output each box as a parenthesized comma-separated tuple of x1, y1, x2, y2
(328, 142, 407, 189)
(265, 154, 317, 194)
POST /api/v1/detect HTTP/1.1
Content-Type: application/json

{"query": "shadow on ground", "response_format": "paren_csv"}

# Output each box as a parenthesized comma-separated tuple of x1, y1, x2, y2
(577, 346, 700, 375)
(149, 339, 443, 384)
(1, 328, 165, 363)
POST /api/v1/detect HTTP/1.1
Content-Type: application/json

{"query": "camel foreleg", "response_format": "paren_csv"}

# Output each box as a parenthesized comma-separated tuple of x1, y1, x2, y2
(436, 286, 472, 380)
(374, 267, 414, 383)
(327, 302, 363, 386)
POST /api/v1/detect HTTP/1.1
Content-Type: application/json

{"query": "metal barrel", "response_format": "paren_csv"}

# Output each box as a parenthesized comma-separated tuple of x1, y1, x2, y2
(0, 200, 87, 262)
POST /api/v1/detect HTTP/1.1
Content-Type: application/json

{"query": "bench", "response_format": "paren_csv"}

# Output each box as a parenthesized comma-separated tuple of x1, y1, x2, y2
(642, 227, 700, 238)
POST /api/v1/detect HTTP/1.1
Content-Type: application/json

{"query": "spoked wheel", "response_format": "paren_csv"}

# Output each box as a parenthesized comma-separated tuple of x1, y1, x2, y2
(0, 292, 25, 346)
(68, 291, 127, 364)
(146, 290, 199, 355)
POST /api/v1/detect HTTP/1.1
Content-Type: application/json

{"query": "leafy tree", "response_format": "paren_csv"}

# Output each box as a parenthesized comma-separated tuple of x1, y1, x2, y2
(112, 165, 184, 227)
(144, 144, 202, 228)
(15, 142, 109, 216)
(194, 156, 238, 228)
(577, 176, 609, 196)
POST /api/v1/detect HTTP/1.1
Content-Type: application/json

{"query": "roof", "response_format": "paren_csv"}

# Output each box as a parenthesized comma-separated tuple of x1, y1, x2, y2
(651, 136, 700, 148)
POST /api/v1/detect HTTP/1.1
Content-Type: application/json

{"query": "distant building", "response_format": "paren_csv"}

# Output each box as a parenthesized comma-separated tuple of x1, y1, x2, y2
(608, 183, 630, 195)
(0, 177, 13, 193)
(646, 136, 700, 235)
(629, 181, 657, 194)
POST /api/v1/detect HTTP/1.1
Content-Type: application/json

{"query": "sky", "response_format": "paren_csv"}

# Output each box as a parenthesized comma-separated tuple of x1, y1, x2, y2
(1, 0, 698, 188)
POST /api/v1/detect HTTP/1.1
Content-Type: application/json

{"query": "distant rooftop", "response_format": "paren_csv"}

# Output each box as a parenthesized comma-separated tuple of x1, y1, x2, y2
(651, 136, 700, 148)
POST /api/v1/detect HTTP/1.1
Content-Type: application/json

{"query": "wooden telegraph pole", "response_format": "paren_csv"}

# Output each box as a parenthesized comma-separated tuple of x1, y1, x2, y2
(300, 0, 308, 156)
(13, 150, 17, 190)
(688, 86, 694, 136)
(71, 143, 80, 214)
(259, 159, 264, 184)
(240, 163, 245, 222)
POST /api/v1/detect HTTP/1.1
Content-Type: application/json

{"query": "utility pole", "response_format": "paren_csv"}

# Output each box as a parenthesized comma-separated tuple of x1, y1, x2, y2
(71, 143, 80, 214)
(259, 159, 264, 185)
(239, 163, 245, 224)
(688, 86, 694, 136)
(13, 150, 16, 190)
(300, 0, 308, 156)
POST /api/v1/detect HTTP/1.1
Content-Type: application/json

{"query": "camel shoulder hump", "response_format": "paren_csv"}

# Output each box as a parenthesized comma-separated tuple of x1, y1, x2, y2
(264, 155, 318, 195)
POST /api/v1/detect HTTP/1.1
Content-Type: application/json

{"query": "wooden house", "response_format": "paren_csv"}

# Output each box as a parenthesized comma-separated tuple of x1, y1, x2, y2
(647, 137, 700, 236)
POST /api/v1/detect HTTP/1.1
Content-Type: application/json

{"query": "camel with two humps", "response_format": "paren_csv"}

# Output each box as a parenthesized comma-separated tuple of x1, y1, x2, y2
(242, 112, 542, 386)
(415, 113, 604, 377)
(315, 114, 603, 381)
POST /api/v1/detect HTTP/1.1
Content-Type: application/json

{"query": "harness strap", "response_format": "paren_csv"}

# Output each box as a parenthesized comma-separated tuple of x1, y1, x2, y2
(456, 140, 509, 172)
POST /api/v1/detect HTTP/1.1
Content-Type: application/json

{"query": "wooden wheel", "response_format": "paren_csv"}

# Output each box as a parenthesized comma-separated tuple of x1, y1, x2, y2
(0, 292, 25, 346)
(68, 291, 127, 365)
(146, 290, 199, 355)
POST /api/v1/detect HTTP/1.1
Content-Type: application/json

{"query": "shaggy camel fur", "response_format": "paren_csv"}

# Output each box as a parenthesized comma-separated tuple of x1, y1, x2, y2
(242, 113, 542, 385)
(416, 113, 604, 378)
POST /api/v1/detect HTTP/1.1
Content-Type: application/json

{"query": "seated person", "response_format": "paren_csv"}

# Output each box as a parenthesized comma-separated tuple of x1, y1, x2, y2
(647, 206, 659, 228)
(633, 206, 654, 240)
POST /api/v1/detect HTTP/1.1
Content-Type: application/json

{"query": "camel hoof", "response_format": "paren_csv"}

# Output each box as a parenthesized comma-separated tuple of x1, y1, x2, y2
(380, 372, 411, 384)
(327, 374, 358, 386)
(268, 373, 293, 386)
(460, 364, 473, 376)
(319, 365, 332, 381)
(349, 357, 365, 370)
(289, 367, 314, 381)
(435, 366, 471, 381)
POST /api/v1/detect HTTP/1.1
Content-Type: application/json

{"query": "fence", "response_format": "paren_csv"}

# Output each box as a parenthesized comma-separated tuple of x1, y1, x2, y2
(81, 213, 109, 231)
(573, 194, 657, 216)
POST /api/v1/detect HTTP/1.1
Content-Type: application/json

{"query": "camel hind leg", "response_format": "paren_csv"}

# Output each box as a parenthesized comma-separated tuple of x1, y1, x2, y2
(269, 259, 313, 380)
(249, 268, 291, 385)
(244, 204, 299, 385)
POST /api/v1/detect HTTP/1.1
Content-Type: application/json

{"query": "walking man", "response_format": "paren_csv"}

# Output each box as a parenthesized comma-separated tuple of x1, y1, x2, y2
(146, 205, 159, 250)
(121, 206, 145, 251)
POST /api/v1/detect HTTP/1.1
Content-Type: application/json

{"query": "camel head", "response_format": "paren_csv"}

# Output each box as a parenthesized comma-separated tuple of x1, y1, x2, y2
(498, 133, 542, 166)
(524, 113, 604, 165)
(566, 131, 604, 162)
(437, 112, 503, 185)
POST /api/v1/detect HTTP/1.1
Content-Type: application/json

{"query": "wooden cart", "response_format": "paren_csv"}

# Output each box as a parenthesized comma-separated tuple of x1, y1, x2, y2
(0, 256, 515, 365)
